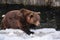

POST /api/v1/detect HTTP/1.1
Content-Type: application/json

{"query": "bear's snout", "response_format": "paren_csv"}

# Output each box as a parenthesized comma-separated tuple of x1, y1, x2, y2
(35, 21, 40, 27)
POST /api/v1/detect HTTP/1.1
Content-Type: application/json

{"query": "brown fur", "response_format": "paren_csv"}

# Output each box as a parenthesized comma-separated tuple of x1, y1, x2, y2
(1, 9, 41, 35)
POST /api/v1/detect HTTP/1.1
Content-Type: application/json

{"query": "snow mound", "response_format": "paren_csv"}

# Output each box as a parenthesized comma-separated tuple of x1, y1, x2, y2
(0, 28, 60, 40)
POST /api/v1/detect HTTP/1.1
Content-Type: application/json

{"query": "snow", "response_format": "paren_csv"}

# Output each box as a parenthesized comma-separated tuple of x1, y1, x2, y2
(2, 15, 5, 17)
(0, 28, 60, 40)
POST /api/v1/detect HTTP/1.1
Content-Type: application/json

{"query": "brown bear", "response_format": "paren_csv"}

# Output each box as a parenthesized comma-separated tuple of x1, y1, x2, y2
(1, 8, 41, 35)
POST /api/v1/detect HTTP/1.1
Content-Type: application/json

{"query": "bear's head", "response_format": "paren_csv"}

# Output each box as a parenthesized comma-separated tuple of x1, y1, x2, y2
(20, 9, 41, 27)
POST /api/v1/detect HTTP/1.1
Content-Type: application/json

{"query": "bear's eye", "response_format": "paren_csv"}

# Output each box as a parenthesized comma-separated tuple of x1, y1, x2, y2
(30, 15, 33, 18)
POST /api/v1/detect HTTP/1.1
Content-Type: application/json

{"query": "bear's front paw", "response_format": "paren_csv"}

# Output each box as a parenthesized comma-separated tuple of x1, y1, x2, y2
(27, 31, 34, 35)
(30, 31, 34, 34)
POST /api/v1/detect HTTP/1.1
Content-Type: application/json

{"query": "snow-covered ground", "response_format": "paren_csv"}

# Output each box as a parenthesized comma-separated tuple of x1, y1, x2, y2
(0, 28, 60, 40)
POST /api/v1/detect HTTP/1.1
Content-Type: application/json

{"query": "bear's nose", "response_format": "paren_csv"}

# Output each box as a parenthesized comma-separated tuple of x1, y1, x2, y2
(35, 21, 40, 26)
